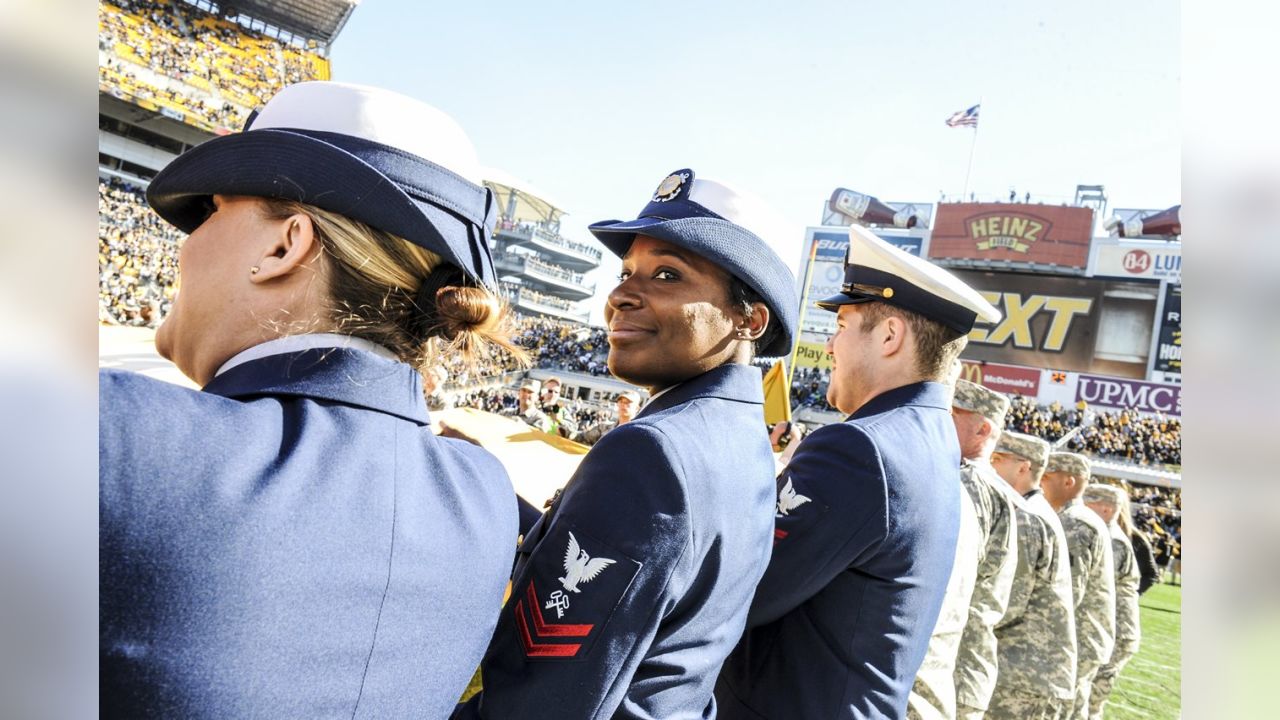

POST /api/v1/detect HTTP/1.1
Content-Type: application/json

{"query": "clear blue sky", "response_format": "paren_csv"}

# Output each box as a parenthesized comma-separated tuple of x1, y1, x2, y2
(331, 0, 1179, 325)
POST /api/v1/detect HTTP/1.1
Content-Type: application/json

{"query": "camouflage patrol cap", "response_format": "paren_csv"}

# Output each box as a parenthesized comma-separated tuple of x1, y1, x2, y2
(993, 431, 1050, 474)
(1047, 452, 1091, 479)
(1082, 484, 1123, 506)
(952, 379, 1010, 428)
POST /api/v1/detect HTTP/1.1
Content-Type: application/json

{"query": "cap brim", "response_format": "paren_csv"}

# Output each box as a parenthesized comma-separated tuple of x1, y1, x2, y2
(146, 129, 496, 286)
(587, 216, 670, 258)
(815, 292, 878, 313)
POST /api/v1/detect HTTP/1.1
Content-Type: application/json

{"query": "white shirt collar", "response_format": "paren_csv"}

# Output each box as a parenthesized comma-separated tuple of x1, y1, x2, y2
(215, 333, 400, 377)
(645, 384, 678, 406)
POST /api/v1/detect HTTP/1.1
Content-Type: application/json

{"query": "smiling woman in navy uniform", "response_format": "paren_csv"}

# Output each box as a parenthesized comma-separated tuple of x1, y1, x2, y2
(715, 226, 1003, 720)
(99, 82, 528, 718)
(457, 169, 799, 719)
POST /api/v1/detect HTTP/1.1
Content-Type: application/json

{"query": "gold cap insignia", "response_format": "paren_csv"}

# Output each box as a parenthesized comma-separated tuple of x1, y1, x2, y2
(653, 171, 690, 202)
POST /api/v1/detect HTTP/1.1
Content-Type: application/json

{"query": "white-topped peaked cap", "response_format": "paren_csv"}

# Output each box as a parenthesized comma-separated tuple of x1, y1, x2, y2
(587, 168, 800, 357)
(146, 81, 500, 286)
(817, 225, 1002, 334)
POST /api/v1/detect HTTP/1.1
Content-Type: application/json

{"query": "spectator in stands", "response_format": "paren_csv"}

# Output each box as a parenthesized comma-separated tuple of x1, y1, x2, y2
(502, 378, 552, 432)
(1119, 490, 1161, 595)
(423, 365, 450, 412)
(575, 391, 639, 446)
(538, 376, 579, 438)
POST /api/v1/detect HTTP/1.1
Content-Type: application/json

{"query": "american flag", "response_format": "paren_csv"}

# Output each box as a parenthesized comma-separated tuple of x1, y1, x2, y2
(945, 104, 980, 128)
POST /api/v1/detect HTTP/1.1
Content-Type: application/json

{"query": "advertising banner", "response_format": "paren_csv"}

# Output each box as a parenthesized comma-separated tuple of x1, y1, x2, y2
(1093, 241, 1182, 282)
(954, 270, 1103, 372)
(929, 203, 1094, 268)
(958, 360, 1041, 396)
(793, 339, 834, 370)
(797, 228, 925, 336)
(1153, 283, 1182, 375)
(1076, 374, 1181, 416)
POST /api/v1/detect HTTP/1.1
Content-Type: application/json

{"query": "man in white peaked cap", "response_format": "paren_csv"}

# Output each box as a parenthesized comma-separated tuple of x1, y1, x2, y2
(717, 225, 1002, 719)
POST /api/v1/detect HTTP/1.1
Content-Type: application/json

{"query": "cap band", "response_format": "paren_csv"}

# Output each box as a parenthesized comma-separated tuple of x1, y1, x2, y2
(824, 265, 977, 333)
(292, 129, 492, 230)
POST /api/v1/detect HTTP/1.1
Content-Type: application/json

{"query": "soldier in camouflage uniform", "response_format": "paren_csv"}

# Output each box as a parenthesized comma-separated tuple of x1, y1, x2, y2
(944, 380, 1020, 719)
(906, 366, 983, 720)
(905, 365, 983, 720)
(1083, 484, 1141, 720)
(987, 432, 1077, 719)
(1042, 453, 1115, 720)
(906, 479, 980, 720)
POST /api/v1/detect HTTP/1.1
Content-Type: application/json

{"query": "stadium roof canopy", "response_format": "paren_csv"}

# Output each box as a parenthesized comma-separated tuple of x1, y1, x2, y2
(483, 167, 568, 224)
(224, 0, 359, 47)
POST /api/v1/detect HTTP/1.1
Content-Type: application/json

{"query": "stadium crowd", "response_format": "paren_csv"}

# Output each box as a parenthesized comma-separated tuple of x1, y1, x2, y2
(787, 367, 1181, 466)
(1006, 396, 1181, 466)
(99, 0, 327, 132)
(99, 179, 181, 326)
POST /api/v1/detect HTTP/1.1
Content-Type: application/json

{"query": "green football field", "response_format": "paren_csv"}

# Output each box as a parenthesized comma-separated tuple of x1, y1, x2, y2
(1104, 582, 1182, 719)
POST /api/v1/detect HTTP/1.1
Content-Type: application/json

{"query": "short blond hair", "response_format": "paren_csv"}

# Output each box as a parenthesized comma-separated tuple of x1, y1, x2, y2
(259, 199, 528, 373)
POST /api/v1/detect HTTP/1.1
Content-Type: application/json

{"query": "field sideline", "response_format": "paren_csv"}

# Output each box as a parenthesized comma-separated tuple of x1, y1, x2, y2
(1107, 582, 1181, 719)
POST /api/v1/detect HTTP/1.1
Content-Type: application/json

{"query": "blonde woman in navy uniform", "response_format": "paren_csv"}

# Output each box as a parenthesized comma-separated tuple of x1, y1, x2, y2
(99, 82, 525, 718)
(458, 169, 798, 719)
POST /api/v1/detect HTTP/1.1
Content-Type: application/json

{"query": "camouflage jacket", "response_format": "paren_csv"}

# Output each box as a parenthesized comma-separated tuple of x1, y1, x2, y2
(953, 459, 1019, 710)
(992, 489, 1077, 700)
(1109, 521, 1142, 654)
(908, 487, 981, 719)
(1059, 498, 1116, 675)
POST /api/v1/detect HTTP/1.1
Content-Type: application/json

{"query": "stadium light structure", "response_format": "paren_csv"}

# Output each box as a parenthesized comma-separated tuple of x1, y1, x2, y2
(828, 188, 923, 228)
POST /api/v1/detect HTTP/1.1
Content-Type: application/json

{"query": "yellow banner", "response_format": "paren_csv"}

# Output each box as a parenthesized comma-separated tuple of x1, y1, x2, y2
(792, 341, 833, 370)
(762, 360, 792, 425)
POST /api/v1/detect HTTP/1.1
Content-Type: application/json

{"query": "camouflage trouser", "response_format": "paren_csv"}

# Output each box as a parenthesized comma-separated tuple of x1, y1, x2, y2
(957, 704, 987, 720)
(1069, 667, 1102, 720)
(1088, 642, 1139, 719)
(985, 688, 1070, 719)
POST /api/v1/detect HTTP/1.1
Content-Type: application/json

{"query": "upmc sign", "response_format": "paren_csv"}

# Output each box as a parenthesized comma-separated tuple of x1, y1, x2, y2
(1076, 375, 1181, 416)
(929, 203, 1095, 269)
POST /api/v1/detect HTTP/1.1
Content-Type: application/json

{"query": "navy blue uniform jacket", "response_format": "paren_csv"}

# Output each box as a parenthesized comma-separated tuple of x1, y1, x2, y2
(100, 348, 519, 718)
(716, 382, 962, 719)
(458, 364, 776, 719)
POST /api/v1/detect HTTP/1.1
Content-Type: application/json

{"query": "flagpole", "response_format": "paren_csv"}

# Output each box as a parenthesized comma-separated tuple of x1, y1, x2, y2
(786, 237, 821, 390)
(961, 97, 982, 200)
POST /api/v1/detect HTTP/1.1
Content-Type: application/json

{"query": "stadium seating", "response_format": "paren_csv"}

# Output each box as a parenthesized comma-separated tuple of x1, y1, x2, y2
(99, 0, 330, 133)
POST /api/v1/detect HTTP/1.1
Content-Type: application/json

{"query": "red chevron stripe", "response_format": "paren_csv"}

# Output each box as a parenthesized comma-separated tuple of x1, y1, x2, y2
(514, 598, 581, 657)
(526, 581, 594, 637)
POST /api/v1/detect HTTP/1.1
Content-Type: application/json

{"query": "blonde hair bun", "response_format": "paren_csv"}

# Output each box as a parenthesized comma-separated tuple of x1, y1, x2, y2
(434, 285, 500, 337)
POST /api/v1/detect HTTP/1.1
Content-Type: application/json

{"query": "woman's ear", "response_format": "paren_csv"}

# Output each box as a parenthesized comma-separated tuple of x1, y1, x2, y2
(736, 302, 770, 341)
(250, 212, 320, 283)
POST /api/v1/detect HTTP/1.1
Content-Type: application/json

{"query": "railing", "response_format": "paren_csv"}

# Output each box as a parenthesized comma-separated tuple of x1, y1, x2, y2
(496, 217, 603, 263)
